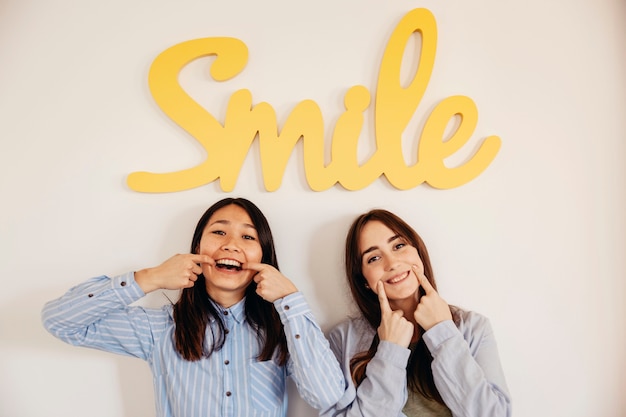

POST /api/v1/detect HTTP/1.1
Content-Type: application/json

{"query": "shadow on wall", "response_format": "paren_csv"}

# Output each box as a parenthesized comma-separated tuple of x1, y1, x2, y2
(305, 213, 358, 330)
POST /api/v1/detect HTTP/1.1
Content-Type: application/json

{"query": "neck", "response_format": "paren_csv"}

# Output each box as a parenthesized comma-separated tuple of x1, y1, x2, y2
(390, 298, 418, 322)
(207, 288, 245, 308)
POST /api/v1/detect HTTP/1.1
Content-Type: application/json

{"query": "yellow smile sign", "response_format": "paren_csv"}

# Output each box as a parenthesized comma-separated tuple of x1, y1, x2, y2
(127, 8, 501, 193)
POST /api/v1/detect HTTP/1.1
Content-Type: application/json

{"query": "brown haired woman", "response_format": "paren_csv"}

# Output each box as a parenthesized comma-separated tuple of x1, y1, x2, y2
(321, 209, 511, 417)
(42, 197, 343, 417)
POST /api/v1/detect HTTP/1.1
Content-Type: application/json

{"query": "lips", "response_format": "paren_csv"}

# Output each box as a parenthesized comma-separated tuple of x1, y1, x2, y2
(215, 258, 243, 271)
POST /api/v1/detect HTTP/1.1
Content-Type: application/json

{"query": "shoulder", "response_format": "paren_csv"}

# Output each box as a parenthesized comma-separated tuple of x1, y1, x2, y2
(133, 303, 175, 325)
(163, 303, 174, 318)
(451, 306, 495, 345)
(328, 316, 375, 348)
(452, 306, 489, 326)
(330, 316, 370, 336)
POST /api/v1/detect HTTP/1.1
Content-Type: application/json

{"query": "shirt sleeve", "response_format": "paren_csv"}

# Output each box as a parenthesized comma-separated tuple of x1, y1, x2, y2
(423, 313, 512, 417)
(273, 292, 344, 410)
(320, 320, 410, 417)
(41, 272, 170, 361)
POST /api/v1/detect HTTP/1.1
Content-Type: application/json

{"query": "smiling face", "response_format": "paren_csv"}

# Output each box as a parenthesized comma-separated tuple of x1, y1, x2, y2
(198, 204, 263, 307)
(358, 220, 425, 310)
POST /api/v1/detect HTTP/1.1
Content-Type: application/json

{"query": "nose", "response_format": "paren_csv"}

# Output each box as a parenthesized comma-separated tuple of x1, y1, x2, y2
(383, 252, 399, 271)
(221, 236, 241, 252)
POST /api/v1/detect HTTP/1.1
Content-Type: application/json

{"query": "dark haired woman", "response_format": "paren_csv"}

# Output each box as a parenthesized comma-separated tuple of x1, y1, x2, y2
(322, 209, 511, 417)
(42, 197, 343, 417)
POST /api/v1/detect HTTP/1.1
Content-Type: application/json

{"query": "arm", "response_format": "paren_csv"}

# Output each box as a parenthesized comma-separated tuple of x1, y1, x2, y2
(41, 254, 211, 360)
(412, 266, 511, 416)
(424, 312, 512, 417)
(320, 321, 410, 417)
(41, 272, 164, 360)
(274, 292, 345, 411)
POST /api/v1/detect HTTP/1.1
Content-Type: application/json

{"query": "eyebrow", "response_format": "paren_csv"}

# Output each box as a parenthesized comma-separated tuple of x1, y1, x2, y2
(209, 219, 257, 230)
(360, 234, 401, 259)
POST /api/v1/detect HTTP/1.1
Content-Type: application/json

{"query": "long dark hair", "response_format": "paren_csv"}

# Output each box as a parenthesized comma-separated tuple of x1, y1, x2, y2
(173, 197, 288, 365)
(345, 209, 447, 404)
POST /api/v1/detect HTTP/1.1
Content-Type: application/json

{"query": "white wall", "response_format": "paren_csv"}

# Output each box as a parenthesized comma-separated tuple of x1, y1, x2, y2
(1, 0, 625, 416)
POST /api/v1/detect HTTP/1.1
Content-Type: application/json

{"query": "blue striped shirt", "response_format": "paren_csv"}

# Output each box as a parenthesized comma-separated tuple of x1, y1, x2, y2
(41, 272, 344, 417)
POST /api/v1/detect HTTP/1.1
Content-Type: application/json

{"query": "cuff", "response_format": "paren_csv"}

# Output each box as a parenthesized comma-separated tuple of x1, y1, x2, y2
(273, 291, 310, 321)
(110, 271, 146, 304)
(376, 340, 411, 368)
(422, 319, 458, 354)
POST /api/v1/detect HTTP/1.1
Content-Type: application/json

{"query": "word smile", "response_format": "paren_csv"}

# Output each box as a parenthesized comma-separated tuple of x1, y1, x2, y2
(127, 8, 500, 193)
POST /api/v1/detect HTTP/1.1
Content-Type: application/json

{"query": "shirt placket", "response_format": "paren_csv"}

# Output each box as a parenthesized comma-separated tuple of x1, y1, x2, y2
(222, 309, 234, 416)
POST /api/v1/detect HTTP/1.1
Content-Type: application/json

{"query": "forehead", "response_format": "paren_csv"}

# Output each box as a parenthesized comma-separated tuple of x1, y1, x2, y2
(207, 204, 255, 228)
(358, 220, 396, 248)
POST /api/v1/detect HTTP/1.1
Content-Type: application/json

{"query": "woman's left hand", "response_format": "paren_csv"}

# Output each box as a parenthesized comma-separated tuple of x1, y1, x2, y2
(245, 262, 298, 302)
(412, 265, 452, 331)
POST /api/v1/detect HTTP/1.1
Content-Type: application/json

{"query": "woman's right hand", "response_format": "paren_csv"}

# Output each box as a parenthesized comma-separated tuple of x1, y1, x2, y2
(376, 280, 414, 348)
(135, 254, 213, 293)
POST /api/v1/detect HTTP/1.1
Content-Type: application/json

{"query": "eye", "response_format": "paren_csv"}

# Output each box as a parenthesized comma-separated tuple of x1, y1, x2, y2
(242, 234, 256, 241)
(394, 242, 406, 250)
(211, 230, 225, 236)
(366, 255, 380, 264)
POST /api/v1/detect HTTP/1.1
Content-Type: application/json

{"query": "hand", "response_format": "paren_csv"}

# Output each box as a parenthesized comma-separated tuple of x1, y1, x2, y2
(412, 265, 452, 331)
(376, 281, 413, 348)
(135, 254, 213, 293)
(245, 262, 298, 303)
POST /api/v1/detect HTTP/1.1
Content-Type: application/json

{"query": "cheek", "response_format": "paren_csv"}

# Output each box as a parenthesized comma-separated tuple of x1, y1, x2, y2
(243, 270, 257, 284)
(361, 265, 380, 287)
(409, 249, 424, 269)
(414, 257, 425, 273)
(246, 244, 263, 262)
(197, 237, 217, 255)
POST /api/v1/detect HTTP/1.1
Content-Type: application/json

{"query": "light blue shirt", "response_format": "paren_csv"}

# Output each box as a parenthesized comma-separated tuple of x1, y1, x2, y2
(322, 309, 511, 417)
(42, 272, 344, 417)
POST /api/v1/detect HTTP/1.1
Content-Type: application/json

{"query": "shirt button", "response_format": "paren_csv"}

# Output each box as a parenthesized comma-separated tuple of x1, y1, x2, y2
(224, 360, 230, 365)
(120, 281, 126, 287)
(223, 311, 229, 315)
(224, 329, 230, 334)
(226, 391, 232, 397)
(284, 305, 290, 310)
(295, 334, 301, 339)
(88, 294, 94, 298)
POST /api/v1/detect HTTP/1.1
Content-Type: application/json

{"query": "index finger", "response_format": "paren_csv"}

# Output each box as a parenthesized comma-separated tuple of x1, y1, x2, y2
(242, 262, 266, 272)
(376, 281, 392, 314)
(412, 265, 435, 294)
(191, 254, 214, 265)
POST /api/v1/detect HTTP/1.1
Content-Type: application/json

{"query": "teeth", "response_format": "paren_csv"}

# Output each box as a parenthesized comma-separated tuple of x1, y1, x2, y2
(387, 273, 407, 284)
(216, 259, 241, 267)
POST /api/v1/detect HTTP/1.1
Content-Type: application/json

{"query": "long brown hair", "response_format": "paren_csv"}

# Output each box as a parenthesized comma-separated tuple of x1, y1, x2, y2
(345, 209, 446, 403)
(173, 198, 288, 365)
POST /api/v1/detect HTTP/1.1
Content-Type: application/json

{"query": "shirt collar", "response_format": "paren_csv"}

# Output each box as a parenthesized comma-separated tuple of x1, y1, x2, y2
(210, 296, 246, 324)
